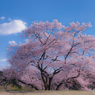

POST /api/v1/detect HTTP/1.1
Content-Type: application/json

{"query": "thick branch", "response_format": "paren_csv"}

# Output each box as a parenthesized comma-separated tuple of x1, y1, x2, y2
(56, 70, 80, 90)
(65, 42, 80, 64)
(18, 79, 39, 90)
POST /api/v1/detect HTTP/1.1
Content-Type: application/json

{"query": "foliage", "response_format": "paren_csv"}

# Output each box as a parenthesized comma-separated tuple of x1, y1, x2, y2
(1, 20, 95, 90)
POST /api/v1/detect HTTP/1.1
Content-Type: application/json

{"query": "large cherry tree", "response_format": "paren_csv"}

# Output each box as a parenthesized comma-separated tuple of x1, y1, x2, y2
(2, 20, 95, 90)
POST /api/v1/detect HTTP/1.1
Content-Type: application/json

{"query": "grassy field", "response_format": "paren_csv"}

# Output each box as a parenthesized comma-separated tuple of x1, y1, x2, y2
(0, 90, 95, 95)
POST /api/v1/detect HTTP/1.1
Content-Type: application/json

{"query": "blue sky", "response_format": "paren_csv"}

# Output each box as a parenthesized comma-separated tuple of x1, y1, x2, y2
(0, 0, 95, 69)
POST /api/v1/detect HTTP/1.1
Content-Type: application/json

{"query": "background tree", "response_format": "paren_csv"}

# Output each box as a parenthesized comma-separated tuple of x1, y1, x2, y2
(3, 20, 95, 90)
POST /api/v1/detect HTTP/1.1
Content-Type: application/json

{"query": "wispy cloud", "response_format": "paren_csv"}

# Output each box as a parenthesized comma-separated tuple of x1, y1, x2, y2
(9, 40, 17, 45)
(0, 19, 27, 35)
(8, 18, 12, 21)
(0, 16, 5, 20)
(25, 39, 28, 42)
(0, 59, 6, 62)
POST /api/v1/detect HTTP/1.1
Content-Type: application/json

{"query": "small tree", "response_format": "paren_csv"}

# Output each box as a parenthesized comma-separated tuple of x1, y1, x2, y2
(4, 20, 95, 90)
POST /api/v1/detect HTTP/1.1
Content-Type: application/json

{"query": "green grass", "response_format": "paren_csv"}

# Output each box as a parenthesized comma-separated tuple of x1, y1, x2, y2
(0, 85, 94, 95)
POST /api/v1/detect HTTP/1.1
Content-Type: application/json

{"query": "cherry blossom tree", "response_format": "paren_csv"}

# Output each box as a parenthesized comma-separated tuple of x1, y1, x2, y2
(2, 20, 95, 90)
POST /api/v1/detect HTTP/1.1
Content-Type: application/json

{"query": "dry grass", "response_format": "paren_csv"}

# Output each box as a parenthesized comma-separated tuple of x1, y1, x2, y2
(0, 90, 95, 95)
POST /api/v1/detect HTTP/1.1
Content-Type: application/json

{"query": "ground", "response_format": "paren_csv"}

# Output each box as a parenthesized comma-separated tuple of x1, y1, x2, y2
(0, 90, 94, 95)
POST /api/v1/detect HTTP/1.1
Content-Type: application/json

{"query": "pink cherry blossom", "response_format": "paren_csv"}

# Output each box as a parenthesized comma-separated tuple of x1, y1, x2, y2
(1, 20, 95, 91)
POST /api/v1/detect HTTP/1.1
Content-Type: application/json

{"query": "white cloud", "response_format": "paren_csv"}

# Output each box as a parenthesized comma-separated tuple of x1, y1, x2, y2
(0, 59, 6, 62)
(8, 18, 12, 21)
(9, 40, 17, 45)
(25, 39, 28, 42)
(0, 20, 27, 35)
(0, 16, 5, 20)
